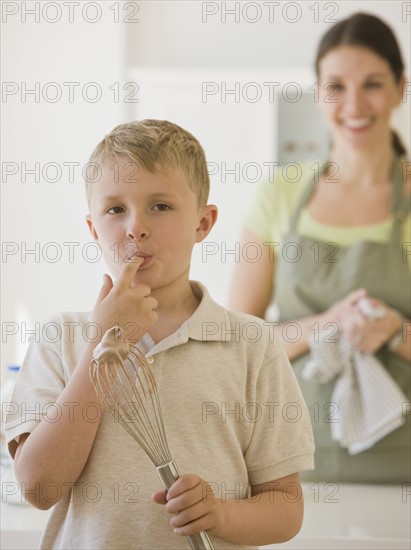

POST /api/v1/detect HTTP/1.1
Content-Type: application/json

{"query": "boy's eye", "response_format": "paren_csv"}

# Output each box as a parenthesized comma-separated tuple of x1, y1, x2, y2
(152, 203, 171, 212)
(364, 81, 382, 89)
(106, 206, 124, 214)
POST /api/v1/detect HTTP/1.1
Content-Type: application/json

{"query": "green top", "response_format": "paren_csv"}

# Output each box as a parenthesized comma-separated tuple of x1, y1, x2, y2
(245, 162, 411, 260)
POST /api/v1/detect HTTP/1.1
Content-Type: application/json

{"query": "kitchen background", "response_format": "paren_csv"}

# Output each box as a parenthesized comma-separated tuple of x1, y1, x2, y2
(1, 2, 411, 548)
(2, 0, 410, 371)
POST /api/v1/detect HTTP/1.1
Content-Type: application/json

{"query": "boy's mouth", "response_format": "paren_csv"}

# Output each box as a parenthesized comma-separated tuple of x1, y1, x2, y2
(127, 251, 152, 266)
(138, 255, 152, 268)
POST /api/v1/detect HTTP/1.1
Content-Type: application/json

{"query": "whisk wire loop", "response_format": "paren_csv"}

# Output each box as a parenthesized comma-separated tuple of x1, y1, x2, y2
(91, 354, 172, 465)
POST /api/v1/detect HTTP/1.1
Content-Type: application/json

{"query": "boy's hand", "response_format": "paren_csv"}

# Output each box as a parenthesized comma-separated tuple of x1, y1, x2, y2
(91, 257, 158, 342)
(152, 474, 224, 537)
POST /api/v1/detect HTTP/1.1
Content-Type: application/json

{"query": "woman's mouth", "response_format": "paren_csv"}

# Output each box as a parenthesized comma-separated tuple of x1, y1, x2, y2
(341, 117, 373, 131)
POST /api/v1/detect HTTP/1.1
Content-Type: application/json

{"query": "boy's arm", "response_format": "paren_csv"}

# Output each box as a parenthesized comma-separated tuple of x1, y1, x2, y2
(13, 258, 158, 510)
(153, 472, 304, 545)
(13, 341, 105, 510)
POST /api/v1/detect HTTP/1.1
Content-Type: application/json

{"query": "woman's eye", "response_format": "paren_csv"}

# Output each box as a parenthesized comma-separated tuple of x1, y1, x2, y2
(325, 82, 342, 93)
(153, 203, 170, 212)
(106, 206, 124, 214)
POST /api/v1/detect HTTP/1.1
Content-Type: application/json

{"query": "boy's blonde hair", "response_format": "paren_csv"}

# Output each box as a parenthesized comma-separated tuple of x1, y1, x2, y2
(85, 119, 210, 207)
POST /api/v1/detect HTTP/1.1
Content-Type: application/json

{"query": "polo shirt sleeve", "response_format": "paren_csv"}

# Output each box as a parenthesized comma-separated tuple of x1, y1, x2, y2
(245, 338, 315, 484)
(5, 316, 66, 458)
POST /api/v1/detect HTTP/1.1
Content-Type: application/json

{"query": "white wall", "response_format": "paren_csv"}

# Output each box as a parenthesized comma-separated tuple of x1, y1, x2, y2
(1, 2, 126, 369)
(2, 0, 410, 370)
(127, 1, 410, 70)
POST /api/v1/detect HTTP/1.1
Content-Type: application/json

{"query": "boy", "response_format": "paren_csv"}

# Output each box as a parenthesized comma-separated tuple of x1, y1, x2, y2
(6, 120, 314, 549)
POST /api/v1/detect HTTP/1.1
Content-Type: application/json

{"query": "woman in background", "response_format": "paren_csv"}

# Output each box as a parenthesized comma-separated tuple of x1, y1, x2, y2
(230, 13, 410, 483)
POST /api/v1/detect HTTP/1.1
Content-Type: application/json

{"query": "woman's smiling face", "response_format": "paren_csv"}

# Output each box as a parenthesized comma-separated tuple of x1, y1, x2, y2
(317, 45, 404, 150)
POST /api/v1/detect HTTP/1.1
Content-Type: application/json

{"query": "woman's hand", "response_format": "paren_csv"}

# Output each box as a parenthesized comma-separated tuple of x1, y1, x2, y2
(324, 289, 402, 353)
(153, 474, 225, 537)
(349, 298, 402, 354)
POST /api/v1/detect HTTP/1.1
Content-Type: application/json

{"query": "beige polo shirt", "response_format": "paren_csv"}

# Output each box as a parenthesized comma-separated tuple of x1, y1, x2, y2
(5, 282, 314, 550)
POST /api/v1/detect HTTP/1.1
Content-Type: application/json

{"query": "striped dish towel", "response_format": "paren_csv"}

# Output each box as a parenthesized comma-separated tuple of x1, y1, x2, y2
(302, 333, 407, 455)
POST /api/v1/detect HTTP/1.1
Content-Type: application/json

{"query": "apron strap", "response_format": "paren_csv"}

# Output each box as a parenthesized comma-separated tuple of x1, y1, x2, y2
(288, 164, 325, 231)
(391, 155, 409, 217)
(390, 154, 409, 241)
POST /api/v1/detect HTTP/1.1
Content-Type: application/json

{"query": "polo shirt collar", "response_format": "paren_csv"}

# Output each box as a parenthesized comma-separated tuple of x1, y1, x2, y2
(187, 281, 231, 342)
(137, 281, 232, 357)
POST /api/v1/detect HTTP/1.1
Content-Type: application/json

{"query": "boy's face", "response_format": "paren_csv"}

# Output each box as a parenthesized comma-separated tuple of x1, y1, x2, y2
(86, 156, 216, 292)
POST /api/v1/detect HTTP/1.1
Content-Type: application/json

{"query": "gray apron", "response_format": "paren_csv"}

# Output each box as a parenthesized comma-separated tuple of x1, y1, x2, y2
(275, 155, 411, 483)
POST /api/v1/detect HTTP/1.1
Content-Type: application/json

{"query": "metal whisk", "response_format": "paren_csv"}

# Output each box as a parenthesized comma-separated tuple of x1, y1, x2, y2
(90, 326, 214, 550)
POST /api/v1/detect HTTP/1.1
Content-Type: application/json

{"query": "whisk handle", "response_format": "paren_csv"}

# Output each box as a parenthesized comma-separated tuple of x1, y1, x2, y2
(156, 461, 215, 550)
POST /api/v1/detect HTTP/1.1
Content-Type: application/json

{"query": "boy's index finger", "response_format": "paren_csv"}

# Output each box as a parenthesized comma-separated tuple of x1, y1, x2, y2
(116, 256, 144, 288)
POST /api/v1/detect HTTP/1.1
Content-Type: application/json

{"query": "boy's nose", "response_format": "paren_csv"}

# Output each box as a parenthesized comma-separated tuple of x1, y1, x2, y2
(127, 215, 149, 240)
(127, 229, 148, 240)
